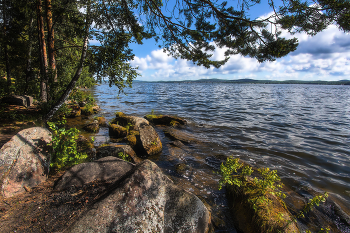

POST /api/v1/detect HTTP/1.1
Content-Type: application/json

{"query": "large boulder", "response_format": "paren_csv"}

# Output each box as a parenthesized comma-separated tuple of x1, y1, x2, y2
(139, 123, 162, 156)
(65, 159, 211, 233)
(54, 156, 134, 191)
(0, 127, 51, 198)
(1, 95, 33, 107)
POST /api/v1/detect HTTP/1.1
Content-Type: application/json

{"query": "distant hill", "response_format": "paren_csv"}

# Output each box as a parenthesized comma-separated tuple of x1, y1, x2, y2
(150, 78, 350, 85)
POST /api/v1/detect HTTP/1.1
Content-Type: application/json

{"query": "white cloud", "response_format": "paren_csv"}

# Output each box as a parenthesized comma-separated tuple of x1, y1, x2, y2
(130, 24, 350, 81)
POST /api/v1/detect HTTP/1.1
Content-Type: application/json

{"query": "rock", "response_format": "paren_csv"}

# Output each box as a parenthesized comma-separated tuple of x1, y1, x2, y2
(92, 105, 100, 113)
(164, 128, 202, 143)
(108, 124, 127, 138)
(0, 127, 51, 198)
(77, 135, 95, 157)
(54, 156, 135, 191)
(81, 106, 94, 116)
(96, 145, 142, 164)
(1, 95, 33, 107)
(226, 182, 299, 233)
(95, 116, 108, 127)
(145, 114, 187, 126)
(139, 123, 162, 156)
(112, 112, 149, 130)
(67, 104, 81, 117)
(83, 120, 99, 133)
(66, 159, 211, 233)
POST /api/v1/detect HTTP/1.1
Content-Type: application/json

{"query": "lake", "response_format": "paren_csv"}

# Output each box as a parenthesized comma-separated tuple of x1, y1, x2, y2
(90, 82, 350, 232)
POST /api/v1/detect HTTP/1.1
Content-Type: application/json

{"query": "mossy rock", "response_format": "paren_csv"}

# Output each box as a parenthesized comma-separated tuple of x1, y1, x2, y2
(96, 116, 108, 127)
(108, 124, 127, 138)
(144, 114, 187, 126)
(67, 104, 81, 117)
(83, 120, 99, 133)
(81, 106, 94, 115)
(226, 181, 299, 233)
(126, 135, 138, 148)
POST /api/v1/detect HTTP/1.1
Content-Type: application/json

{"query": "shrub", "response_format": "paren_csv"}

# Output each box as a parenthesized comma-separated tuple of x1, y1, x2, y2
(47, 119, 88, 170)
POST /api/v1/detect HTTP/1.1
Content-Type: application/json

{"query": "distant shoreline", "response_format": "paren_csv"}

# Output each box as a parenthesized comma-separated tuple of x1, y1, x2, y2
(133, 78, 350, 85)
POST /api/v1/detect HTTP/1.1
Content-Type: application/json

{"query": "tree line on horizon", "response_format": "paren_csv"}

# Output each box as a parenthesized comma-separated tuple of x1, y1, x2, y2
(0, 0, 349, 121)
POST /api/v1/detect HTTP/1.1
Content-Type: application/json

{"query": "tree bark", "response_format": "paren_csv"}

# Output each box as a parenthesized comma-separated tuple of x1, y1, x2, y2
(37, 0, 49, 102)
(45, 0, 57, 82)
(25, 17, 34, 94)
(43, 7, 91, 122)
(2, 0, 11, 94)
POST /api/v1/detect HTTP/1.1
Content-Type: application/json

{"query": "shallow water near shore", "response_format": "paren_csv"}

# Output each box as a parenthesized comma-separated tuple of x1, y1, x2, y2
(82, 82, 350, 232)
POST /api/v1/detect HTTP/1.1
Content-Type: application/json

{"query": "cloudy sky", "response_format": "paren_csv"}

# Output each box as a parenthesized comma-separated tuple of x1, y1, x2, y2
(128, 9, 350, 82)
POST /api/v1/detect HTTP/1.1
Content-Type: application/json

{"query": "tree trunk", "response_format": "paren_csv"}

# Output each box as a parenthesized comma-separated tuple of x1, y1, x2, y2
(2, 0, 11, 94)
(37, 0, 49, 102)
(45, 0, 57, 83)
(43, 7, 91, 122)
(25, 18, 34, 94)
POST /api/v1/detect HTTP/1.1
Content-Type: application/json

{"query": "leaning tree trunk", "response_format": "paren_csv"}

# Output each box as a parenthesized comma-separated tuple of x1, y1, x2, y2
(37, 0, 49, 102)
(42, 8, 91, 122)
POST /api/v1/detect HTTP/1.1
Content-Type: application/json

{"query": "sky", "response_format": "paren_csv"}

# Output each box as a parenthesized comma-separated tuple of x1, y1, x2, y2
(127, 4, 350, 82)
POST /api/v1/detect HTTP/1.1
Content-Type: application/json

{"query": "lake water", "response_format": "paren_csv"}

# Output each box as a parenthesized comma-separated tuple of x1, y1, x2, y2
(90, 82, 350, 231)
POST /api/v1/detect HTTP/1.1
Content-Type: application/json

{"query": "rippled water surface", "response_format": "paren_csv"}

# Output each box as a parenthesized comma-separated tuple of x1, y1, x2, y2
(91, 82, 350, 231)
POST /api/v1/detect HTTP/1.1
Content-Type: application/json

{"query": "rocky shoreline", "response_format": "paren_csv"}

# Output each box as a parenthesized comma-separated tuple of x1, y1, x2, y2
(1, 100, 350, 232)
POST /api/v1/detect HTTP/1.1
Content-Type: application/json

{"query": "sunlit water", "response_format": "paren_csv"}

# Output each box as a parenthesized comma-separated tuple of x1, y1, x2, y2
(88, 82, 350, 231)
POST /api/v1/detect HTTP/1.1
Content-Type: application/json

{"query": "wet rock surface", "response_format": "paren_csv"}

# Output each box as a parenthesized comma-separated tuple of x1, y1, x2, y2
(0, 127, 51, 198)
(145, 115, 187, 126)
(139, 123, 162, 156)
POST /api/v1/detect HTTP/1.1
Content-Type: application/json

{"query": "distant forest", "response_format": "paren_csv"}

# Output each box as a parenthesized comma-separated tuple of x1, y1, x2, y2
(138, 79, 350, 85)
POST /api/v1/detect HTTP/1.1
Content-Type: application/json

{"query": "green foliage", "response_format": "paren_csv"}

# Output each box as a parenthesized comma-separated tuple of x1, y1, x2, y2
(47, 119, 88, 170)
(117, 152, 131, 162)
(124, 122, 133, 134)
(218, 157, 329, 231)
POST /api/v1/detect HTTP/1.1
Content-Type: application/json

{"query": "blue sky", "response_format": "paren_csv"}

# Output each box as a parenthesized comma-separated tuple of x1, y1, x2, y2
(127, 4, 350, 82)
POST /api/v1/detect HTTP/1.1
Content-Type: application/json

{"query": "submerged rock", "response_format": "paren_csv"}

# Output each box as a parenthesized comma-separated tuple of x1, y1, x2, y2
(65, 159, 211, 233)
(145, 114, 187, 126)
(164, 128, 202, 144)
(0, 127, 51, 198)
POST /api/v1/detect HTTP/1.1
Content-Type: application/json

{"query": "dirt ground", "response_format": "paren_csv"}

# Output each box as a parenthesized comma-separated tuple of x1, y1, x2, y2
(0, 104, 94, 233)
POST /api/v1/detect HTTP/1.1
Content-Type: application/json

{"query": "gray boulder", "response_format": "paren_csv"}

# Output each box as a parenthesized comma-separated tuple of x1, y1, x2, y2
(66, 159, 211, 233)
(54, 156, 135, 191)
(0, 127, 51, 198)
